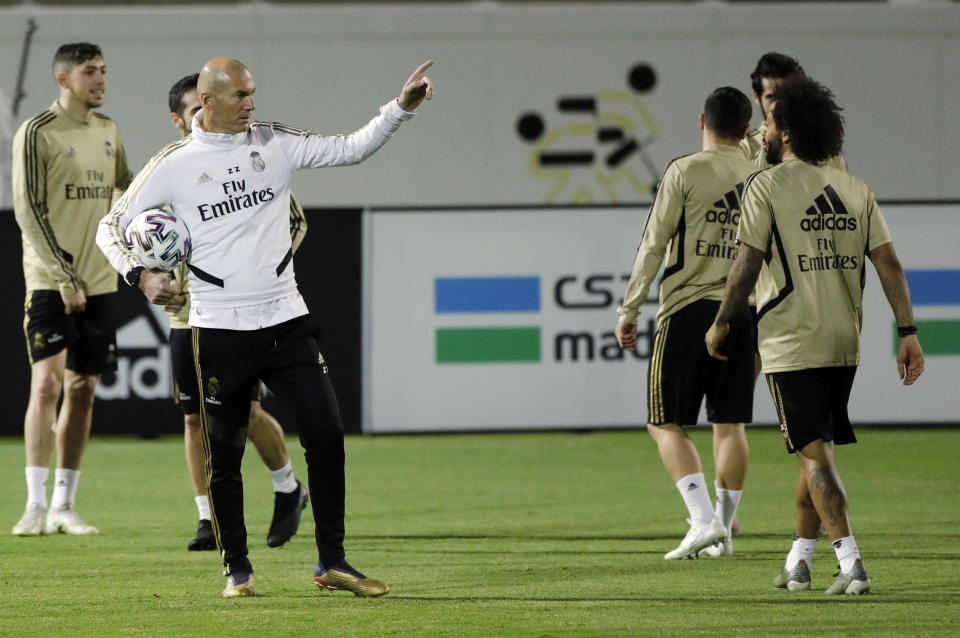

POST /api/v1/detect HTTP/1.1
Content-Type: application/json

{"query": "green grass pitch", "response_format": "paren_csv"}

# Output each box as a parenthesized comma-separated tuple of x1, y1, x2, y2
(0, 428, 958, 637)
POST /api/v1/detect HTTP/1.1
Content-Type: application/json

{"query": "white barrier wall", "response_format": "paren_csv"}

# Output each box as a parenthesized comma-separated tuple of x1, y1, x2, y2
(0, 3, 958, 206)
(363, 203, 958, 432)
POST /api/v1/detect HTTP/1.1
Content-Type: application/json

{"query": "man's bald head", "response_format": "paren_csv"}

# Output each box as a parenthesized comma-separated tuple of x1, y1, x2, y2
(197, 57, 256, 134)
(198, 57, 250, 96)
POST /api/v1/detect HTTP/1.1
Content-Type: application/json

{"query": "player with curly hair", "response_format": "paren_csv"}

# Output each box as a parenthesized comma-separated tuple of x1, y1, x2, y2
(706, 76, 924, 595)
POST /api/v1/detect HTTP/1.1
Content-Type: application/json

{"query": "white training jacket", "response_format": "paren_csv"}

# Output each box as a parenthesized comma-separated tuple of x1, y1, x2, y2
(97, 99, 413, 329)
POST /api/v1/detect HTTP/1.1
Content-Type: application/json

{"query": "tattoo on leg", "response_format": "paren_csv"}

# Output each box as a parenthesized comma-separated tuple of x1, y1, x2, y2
(808, 466, 846, 529)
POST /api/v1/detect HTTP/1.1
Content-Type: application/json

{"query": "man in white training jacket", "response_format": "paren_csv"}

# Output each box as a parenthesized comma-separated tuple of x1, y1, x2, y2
(97, 57, 434, 598)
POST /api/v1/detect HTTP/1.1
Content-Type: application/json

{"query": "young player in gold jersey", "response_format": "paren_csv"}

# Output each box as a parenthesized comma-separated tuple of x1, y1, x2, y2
(12, 43, 133, 536)
(165, 74, 309, 551)
(706, 76, 924, 594)
(616, 88, 757, 559)
(741, 52, 847, 172)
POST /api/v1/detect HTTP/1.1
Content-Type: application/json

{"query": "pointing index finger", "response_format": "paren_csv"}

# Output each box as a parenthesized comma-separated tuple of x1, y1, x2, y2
(409, 60, 434, 81)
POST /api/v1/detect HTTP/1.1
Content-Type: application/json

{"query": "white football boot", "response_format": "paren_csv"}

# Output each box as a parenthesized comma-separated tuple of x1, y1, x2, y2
(12, 504, 47, 536)
(664, 518, 727, 560)
(45, 505, 99, 535)
(698, 535, 733, 558)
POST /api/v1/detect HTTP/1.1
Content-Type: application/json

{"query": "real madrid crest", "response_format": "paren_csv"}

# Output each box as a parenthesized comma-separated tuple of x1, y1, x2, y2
(250, 151, 265, 172)
(207, 377, 220, 396)
(104, 141, 115, 158)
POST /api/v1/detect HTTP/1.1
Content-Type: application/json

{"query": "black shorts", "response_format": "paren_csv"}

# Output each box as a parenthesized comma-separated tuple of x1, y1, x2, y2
(193, 315, 330, 430)
(23, 290, 117, 374)
(169, 328, 262, 415)
(647, 299, 755, 426)
(765, 366, 857, 454)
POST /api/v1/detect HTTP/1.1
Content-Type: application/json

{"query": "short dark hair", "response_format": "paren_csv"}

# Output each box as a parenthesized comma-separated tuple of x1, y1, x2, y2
(772, 76, 844, 165)
(703, 87, 752, 141)
(168, 73, 200, 116)
(750, 52, 805, 97)
(53, 43, 102, 73)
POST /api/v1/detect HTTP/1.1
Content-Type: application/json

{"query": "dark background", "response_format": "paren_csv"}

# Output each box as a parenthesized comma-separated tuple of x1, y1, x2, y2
(0, 208, 364, 436)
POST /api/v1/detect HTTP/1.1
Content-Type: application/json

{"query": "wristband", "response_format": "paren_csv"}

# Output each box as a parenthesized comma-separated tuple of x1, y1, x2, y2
(897, 325, 918, 338)
(124, 266, 146, 288)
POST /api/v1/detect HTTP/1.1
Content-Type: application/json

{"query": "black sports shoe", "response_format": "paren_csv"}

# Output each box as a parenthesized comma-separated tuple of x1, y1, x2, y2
(267, 480, 309, 548)
(187, 519, 216, 551)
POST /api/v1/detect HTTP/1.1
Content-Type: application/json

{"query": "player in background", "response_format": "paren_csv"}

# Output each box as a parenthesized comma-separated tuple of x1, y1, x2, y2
(165, 74, 309, 551)
(741, 52, 847, 171)
(616, 87, 756, 559)
(706, 76, 923, 594)
(11, 43, 133, 536)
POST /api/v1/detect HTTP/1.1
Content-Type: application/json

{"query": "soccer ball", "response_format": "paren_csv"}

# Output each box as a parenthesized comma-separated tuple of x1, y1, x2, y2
(124, 207, 191, 272)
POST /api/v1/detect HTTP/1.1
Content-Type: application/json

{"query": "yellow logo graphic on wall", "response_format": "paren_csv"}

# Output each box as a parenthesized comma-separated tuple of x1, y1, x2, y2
(207, 377, 220, 397)
(516, 62, 662, 204)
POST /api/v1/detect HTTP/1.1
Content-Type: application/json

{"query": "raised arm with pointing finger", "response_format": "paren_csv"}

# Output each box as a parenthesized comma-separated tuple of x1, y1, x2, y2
(97, 58, 434, 304)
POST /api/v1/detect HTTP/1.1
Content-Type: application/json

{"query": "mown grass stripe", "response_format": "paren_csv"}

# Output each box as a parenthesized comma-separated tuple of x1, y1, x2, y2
(0, 430, 958, 635)
(436, 327, 540, 363)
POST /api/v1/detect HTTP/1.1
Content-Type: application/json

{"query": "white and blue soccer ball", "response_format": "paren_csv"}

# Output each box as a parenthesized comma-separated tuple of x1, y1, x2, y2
(124, 206, 192, 272)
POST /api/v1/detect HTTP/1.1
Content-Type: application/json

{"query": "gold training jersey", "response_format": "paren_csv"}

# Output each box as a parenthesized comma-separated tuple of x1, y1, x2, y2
(13, 101, 133, 295)
(165, 194, 308, 329)
(740, 129, 848, 172)
(737, 156, 892, 373)
(618, 145, 758, 324)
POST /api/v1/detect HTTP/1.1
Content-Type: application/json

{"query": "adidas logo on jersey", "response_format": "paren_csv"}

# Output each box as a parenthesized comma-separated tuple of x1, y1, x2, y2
(196, 172, 212, 185)
(704, 182, 745, 224)
(800, 184, 857, 231)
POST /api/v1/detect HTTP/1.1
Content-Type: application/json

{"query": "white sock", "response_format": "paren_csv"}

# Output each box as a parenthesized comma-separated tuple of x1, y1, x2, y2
(832, 535, 861, 573)
(195, 495, 211, 521)
(714, 482, 743, 532)
(675, 473, 715, 525)
(68, 471, 81, 505)
(25, 466, 49, 509)
(50, 469, 80, 509)
(268, 461, 297, 494)
(785, 535, 817, 570)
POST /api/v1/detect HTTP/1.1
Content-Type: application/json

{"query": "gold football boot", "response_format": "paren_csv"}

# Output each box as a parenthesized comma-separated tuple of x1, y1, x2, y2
(314, 562, 390, 597)
(221, 571, 255, 598)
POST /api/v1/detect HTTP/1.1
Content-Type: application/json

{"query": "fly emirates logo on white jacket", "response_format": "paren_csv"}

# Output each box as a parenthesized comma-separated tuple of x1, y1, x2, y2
(197, 177, 276, 222)
(97, 100, 414, 328)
